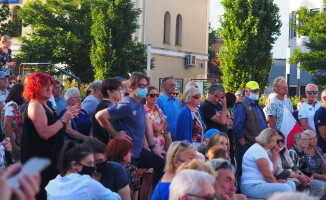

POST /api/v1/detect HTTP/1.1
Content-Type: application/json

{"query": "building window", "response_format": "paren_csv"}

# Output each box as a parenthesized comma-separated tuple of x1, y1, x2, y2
(163, 12, 171, 44)
(12, 6, 22, 37)
(175, 14, 182, 45)
(289, 11, 296, 39)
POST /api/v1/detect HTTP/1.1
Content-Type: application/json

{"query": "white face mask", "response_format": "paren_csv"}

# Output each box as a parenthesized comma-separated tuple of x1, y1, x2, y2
(8, 83, 14, 89)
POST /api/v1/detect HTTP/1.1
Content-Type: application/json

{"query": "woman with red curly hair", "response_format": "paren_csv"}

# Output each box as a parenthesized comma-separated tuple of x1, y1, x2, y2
(20, 72, 80, 200)
(107, 138, 140, 200)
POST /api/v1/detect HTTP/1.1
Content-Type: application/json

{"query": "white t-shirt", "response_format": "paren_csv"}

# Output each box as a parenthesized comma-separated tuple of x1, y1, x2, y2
(298, 101, 322, 130)
(45, 173, 121, 200)
(241, 143, 273, 185)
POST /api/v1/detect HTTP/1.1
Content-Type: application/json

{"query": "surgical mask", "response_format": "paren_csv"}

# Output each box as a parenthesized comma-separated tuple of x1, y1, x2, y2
(136, 88, 148, 99)
(279, 146, 285, 152)
(249, 93, 259, 101)
(78, 164, 95, 176)
(8, 83, 14, 89)
(95, 161, 107, 174)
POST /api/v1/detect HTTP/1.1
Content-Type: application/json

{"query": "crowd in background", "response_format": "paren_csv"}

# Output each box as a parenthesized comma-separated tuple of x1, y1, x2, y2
(0, 66, 326, 200)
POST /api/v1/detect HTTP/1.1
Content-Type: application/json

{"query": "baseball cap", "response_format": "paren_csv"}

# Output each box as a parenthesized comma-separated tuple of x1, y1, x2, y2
(205, 129, 220, 139)
(246, 81, 260, 90)
(0, 71, 9, 79)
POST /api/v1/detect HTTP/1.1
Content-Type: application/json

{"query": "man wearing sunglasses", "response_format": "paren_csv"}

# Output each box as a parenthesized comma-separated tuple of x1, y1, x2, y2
(233, 81, 267, 191)
(299, 84, 321, 131)
(235, 90, 244, 103)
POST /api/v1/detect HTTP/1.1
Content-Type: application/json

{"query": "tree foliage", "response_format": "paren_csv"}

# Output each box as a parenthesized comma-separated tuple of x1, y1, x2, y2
(0, 0, 22, 37)
(16, 0, 94, 82)
(218, 0, 281, 93)
(288, 1, 326, 88)
(90, 0, 153, 80)
(208, 25, 221, 76)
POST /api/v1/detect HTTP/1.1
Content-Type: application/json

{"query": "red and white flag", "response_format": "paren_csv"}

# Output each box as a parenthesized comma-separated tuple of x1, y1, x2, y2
(280, 106, 304, 147)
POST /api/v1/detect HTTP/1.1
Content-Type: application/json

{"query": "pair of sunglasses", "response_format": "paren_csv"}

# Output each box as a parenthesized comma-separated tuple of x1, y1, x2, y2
(237, 93, 243, 97)
(147, 94, 159, 98)
(277, 139, 285, 144)
(307, 91, 318, 95)
(172, 140, 191, 158)
(192, 94, 201, 99)
(172, 93, 179, 95)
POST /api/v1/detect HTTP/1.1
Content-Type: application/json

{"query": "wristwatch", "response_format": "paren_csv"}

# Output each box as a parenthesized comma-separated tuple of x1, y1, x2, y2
(149, 144, 156, 149)
(59, 118, 66, 125)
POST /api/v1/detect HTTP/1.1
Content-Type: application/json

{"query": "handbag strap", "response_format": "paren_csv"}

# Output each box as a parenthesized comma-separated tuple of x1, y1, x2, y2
(314, 146, 326, 166)
(157, 179, 162, 200)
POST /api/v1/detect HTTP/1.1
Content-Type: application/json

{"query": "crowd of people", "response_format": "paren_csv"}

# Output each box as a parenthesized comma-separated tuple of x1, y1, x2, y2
(0, 68, 326, 200)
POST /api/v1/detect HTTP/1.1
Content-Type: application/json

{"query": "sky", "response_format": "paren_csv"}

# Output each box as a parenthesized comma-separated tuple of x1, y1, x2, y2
(209, 0, 290, 59)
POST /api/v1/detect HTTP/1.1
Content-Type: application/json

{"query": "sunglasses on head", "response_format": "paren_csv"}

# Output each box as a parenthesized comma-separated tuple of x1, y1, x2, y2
(307, 91, 318, 95)
(214, 161, 233, 172)
(192, 94, 201, 99)
(277, 139, 285, 144)
(172, 140, 191, 158)
(147, 94, 159, 98)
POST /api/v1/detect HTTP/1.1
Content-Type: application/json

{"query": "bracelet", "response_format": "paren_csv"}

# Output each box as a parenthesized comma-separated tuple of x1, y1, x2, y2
(59, 118, 66, 125)
(149, 144, 156, 149)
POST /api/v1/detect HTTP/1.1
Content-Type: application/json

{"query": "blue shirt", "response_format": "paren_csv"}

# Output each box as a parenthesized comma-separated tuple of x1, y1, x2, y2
(156, 93, 180, 135)
(314, 106, 326, 153)
(108, 96, 146, 159)
(233, 97, 267, 141)
(55, 95, 67, 116)
(151, 182, 170, 200)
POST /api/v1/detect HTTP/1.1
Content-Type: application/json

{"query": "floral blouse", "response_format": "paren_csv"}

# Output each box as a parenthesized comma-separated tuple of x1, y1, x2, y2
(122, 163, 141, 200)
(1, 101, 22, 146)
(306, 146, 324, 173)
(191, 111, 206, 143)
(0, 48, 13, 74)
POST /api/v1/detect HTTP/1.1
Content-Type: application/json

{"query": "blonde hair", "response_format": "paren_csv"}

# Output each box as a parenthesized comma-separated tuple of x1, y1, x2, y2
(0, 35, 11, 48)
(273, 76, 286, 93)
(206, 132, 230, 153)
(164, 141, 196, 173)
(176, 159, 215, 176)
(255, 128, 278, 146)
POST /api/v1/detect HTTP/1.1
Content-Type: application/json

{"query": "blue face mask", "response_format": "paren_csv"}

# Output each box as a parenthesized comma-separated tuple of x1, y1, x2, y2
(249, 93, 259, 101)
(136, 88, 148, 99)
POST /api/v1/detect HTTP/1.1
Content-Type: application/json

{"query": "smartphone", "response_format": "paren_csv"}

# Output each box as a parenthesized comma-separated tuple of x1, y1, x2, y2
(8, 157, 51, 188)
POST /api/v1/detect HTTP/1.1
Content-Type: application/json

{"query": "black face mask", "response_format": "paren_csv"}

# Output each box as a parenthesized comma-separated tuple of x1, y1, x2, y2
(78, 164, 95, 176)
(95, 161, 107, 174)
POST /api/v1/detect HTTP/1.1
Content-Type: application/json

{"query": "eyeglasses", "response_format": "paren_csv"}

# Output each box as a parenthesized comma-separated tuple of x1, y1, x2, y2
(171, 93, 179, 96)
(192, 94, 201, 99)
(186, 193, 218, 200)
(72, 96, 82, 100)
(137, 84, 149, 89)
(307, 91, 318, 95)
(147, 94, 159, 98)
(237, 93, 243, 97)
(277, 139, 285, 144)
(172, 140, 191, 159)
(309, 137, 317, 140)
(9, 81, 15, 84)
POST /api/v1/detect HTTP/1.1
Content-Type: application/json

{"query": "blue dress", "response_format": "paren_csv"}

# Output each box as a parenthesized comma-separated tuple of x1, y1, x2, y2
(151, 182, 170, 200)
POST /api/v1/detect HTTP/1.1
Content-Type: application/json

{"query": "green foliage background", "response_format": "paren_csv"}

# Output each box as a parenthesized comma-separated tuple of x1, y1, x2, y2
(288, 1, 326, 89)
(0, 0, 22, 37)
(218, 0, 282, 93)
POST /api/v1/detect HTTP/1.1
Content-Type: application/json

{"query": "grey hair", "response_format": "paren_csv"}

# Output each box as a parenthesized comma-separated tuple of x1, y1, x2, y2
(183, 86, 200, 103)
(169, 169, 216, 200)
(162, 76, 174, 87)
(305, 84, 318, 92)
(273, 76, 286, 93)
(206, 158, 235, 178)
(255, 128, 278, 146)
(293, 132, 309, 145)
(186, 81, 198, 89)
(64, 87, 80, 102)
(208, 83, 225, 94)
(268, 192, 317, 200)
(91, 80, 102, 92)
(303, 130, 316, 137)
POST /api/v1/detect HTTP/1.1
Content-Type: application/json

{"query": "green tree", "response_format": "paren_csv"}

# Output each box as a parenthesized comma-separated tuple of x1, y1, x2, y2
(208, 25, 221, 76)
(288, 1, 326, 88)
(15, 0, 94, 82)
(218, 0, 282, 93)
(91, 0, 153, 80)
(0, 0, 22, 37)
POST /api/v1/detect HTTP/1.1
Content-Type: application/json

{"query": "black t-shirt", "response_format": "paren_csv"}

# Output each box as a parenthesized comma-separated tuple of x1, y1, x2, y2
(199, 100, 228, 133)
(100, 161, 130, 192)
(92, 100, 113, 145)
(314, 106, 326, 153)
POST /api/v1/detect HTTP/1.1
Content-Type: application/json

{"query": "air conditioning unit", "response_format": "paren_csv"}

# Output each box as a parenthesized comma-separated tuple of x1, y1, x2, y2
(185, 54, 196, 67)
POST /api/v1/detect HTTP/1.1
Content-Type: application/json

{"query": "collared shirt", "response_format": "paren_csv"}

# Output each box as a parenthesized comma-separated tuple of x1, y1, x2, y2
(233, 97, 267, 141)
(267, 96, 293, 130)
(55, 95, 68, 116)
(156, 92, 180, 136)
(0, 89, 9, 105)
(298, 101, 322, 131)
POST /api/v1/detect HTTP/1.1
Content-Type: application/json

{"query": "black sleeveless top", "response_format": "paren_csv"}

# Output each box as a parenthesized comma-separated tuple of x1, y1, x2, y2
(21, 101, 64, 200)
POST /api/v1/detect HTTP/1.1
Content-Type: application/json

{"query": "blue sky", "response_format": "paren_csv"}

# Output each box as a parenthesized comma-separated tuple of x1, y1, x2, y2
(209, 0, 290, 59)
